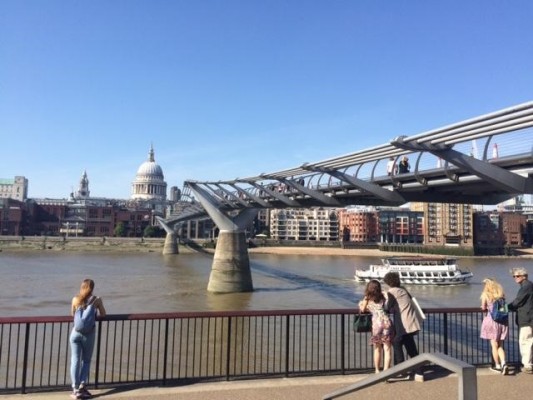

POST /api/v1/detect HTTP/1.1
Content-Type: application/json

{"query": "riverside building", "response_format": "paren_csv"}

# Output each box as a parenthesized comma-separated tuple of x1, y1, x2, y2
(0, 176, 28, 201)
(269, 208, 339, 241)
(411, 202, 474, 247)
(337, 206, 423, 245)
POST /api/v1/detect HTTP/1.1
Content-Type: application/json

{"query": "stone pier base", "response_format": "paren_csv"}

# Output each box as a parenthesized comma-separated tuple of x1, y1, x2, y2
(207, 231, 253, 293)
(163, 232, 178, 254)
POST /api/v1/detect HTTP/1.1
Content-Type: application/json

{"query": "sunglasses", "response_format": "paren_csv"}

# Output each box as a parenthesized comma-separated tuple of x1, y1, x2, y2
(513, 275, 523, 278)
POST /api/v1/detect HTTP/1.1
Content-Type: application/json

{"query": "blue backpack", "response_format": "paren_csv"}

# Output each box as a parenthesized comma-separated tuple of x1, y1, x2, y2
(74, 296, 97, 333)
(490, 298, 508, 324)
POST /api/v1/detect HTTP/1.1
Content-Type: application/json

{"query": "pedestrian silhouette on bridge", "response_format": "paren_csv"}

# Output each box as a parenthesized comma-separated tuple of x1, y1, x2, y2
(386, 157, 397, 176)
(398, 156, 410, 173)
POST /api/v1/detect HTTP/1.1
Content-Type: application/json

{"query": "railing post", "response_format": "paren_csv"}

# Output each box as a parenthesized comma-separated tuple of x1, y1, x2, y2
(21, 323, 30, 394)
(94, 320, 103, 388)
(285, 314, 290, 377)
(162, 318, 169, 385)
(225, 316, 232, 381)
(340, 314, 345, 375)
(443, 312, 448, 355)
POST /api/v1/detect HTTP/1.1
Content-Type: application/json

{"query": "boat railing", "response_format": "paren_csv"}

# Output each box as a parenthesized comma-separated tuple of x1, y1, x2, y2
(0, 308, 520, 394)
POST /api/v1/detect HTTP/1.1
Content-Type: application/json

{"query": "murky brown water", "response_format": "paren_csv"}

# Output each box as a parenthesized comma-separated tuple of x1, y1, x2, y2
(1, 251, 531, 317)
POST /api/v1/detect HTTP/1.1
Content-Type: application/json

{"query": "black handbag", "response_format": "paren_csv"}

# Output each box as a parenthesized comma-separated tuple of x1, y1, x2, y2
(353, 313, 372, 333)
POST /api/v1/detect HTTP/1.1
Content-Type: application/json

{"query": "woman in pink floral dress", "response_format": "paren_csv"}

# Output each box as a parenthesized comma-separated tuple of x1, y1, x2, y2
(359, 280, 395, 373)
(480, 278, 509, 374)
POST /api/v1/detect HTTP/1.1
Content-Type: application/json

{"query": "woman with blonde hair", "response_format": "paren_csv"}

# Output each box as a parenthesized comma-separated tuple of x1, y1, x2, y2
(359, 280, 394, 374)
(70, 279, 106, 399)
(480, 278, 509, 375)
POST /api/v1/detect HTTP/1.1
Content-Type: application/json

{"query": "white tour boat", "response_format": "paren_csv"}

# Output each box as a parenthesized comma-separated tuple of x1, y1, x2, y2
(354, 256, 473, 285)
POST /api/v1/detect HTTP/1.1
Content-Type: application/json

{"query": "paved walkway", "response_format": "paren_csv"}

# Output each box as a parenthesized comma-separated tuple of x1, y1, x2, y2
(2, 368, 532, 400)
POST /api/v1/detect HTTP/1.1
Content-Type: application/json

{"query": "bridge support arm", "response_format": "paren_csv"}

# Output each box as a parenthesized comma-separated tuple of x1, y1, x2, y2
(155, 216, 179, 254)
(391, 136, 533, 194)
(247, 181, 301, 207)
(231, 182, 271, 208)
(187, 182, 257, 230)
(213, 183, 250, 207)
(281, 178, 342, 206)
(304, 166, 406, 205)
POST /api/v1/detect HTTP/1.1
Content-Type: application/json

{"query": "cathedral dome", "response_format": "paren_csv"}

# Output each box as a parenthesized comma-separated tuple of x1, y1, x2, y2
(131, 145, 167, 201)
(136, 160, 164, 178)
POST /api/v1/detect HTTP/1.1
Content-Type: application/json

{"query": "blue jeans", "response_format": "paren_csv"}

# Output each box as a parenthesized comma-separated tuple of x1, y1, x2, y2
(69, 329, 95, 389)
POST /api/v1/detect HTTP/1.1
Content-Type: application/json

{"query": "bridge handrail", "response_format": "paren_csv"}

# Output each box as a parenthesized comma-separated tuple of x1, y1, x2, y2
(195, 101, 533, 183)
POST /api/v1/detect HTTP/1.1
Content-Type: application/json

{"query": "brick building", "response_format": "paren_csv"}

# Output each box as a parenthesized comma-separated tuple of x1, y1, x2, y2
(411, 202, 473, 248)
(0, 198, 26, 235)
(338, 207, 378, 242)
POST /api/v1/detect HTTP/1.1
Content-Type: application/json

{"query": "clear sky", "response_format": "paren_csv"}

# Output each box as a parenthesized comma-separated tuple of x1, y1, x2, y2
(1, 0, 532, 199)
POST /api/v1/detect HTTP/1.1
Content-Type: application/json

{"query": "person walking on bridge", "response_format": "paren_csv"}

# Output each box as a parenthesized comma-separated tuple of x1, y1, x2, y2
(398, 156, 410, 173)
(507, 267, 533, 374)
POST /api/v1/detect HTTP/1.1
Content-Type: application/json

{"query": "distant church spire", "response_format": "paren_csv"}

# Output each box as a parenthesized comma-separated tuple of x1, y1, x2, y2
(76, 170, 90, 199)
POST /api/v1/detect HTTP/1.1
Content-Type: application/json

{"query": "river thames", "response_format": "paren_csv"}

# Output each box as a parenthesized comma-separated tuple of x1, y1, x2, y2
(1, 251, 532, 317)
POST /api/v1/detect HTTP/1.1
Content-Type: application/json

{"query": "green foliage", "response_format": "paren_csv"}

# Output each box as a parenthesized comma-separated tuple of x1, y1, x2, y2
(143, 225, 164, 238)
(114, 222, 126, 237)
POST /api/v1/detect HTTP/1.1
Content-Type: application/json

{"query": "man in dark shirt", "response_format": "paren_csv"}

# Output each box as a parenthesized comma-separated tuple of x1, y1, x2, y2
(507, 267, 533, 373)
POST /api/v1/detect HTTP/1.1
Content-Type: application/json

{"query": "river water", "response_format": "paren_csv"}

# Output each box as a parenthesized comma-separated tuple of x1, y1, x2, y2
(1, 251, 532, 317)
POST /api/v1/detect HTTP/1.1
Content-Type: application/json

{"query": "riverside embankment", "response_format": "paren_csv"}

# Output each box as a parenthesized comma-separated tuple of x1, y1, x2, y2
(0, 236, 173, 253)
(2, 235, 533, 259)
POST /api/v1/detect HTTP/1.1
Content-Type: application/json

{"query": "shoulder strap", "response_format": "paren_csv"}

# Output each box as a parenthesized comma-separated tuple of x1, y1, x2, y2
(401, 286, 413, 299)
(85, 296, 97, 307)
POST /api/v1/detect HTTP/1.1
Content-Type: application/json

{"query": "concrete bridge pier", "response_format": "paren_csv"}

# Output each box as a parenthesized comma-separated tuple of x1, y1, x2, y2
(208, 229, 253, 292)
(163, 231, 179, 254)
(156, 217, 179, 255)
(187, 182, 258, 293)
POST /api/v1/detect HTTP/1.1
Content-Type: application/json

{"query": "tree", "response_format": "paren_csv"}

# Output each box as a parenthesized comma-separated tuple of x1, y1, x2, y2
(114, 222, 126, 237)
(143, 225, 164, 238)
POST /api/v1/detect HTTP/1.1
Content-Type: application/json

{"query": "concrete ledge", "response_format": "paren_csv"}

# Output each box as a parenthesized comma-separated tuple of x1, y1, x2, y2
(323, 352, 477, 400)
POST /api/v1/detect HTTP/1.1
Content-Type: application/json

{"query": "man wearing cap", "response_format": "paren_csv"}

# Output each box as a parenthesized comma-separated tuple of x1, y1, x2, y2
(507, 267, 533, 374)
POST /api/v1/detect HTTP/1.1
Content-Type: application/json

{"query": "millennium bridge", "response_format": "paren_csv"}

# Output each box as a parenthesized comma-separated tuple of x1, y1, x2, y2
(158, 101, 533, 293)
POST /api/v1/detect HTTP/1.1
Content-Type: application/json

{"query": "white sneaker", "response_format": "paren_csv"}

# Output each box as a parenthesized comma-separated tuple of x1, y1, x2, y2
(501, 364, 509, 375)
(414, 373, 424, 382)
(387, 374, 410, 383)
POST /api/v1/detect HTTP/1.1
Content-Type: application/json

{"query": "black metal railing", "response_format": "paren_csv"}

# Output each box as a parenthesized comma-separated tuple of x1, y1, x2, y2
(0, 308, 520, 394)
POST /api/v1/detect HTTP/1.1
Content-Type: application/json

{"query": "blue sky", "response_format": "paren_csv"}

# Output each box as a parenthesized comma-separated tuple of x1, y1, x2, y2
(1, 0, 532, 199)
